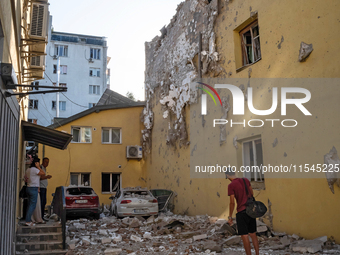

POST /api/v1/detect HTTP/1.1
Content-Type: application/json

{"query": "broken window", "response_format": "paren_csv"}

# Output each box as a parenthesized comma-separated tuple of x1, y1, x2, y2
(243, 138, 264, 182)
(29, 99, 38, 109)
(102, 128, 121, 144)
(240, 20, 261, 66)
(70, 173, 91, 186)
(101, 173, 120, 193)
(71, 126, 92, 143)
(90, 48, 100, 60)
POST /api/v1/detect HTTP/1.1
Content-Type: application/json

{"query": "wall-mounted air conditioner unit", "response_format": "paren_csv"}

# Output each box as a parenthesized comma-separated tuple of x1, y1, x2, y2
(30, 55, 45, 69)
(29, 3, 48, 40)
(126, 146, 142, 159)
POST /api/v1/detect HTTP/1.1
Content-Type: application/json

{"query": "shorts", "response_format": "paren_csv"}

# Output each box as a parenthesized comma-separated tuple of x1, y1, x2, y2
(236, 209, 256, 235)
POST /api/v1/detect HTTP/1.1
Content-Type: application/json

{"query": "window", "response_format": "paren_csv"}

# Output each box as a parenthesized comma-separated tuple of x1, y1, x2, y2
(90, 48, 100, 60)
(31, 81, 39, 90)
(89, 85, 100, 95)
(102, 128, 121, 144)
(59, 101, 66, 111)
(70, 173, 90, 186)
(52, 101, 66, 111)
(53, 82, 67, 87)
(102, 173, 120, 193)
(71, 127, 92, 143)
(28, 119, 38, 124)
(240, 20, 261, 67)
(53, 65, 67, 74)
(54, 45, 68, 57)
(89, 67, 100, 77)
(243, 138, 264, 181)
(29, 99, 38, 109)
(89, 103, 96, 108)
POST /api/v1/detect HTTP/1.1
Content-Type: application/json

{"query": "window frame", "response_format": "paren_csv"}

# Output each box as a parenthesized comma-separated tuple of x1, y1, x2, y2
(101, 127, 122, 144)
(242, 137, 264, 182)
(53, 64, 67, 74)
(239, 20, 261, 68)
(70, 172, 91, 186)
(89, 67, 100, 77)
(52, 101, 66, 111)
(29, 99, 38, 109)
(101, 173, 121, 194)
(71, 126, 92, 143)
(90, 48, 101, 60)
(54, 45, 68, 57)
(89, 85, 100, 95)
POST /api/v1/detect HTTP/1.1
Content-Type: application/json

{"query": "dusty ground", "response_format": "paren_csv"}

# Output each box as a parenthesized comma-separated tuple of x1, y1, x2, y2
(64, 213, 340, 255)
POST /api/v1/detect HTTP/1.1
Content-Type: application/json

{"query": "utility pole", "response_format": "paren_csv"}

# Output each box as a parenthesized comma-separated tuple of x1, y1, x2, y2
(56, 56, 60, 118)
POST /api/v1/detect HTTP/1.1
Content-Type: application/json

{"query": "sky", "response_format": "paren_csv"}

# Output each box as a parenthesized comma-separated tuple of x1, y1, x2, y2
(48, 0, 183, 101)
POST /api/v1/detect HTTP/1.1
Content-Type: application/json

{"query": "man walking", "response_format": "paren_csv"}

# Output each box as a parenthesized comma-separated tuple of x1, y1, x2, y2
(40, 157, 52, 221)
(226, 168, 259, 255)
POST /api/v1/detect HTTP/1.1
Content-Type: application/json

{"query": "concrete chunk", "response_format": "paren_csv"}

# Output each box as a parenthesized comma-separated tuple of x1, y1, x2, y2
(280, 235, 290, 246)
(223, 236, 242, 245)
(130, 235, 143, 242)
(101, 237, 111, 244)
(291, 240, 323, 254)
(104, 248, 122, 255)
(193, 234, 208, 241)
(314, 236, 327, 243)
(99, 229, 108, 235)
(257, 225, 267, 233)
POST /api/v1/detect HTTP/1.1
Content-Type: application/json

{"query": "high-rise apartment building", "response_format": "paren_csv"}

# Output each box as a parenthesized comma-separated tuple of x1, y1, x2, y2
(28, 18, 109, 126)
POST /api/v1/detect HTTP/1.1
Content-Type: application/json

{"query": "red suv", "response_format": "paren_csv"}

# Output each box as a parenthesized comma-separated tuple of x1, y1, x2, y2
(64, 186, 100, 219)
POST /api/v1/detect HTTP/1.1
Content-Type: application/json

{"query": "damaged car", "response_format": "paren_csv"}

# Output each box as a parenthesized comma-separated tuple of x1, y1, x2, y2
(109, 187, 158, 218)
(150, 189, 176, 213)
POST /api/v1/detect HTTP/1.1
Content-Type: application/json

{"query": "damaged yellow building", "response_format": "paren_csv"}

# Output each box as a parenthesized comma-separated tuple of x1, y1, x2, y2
(141, 0, 340, 242)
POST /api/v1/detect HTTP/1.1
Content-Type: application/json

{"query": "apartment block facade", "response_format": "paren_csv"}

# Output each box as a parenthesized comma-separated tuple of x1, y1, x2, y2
(28, 23, 109, 126)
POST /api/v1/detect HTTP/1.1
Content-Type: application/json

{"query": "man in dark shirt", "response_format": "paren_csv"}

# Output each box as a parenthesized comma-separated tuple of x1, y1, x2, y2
(226, 168, 259, 255)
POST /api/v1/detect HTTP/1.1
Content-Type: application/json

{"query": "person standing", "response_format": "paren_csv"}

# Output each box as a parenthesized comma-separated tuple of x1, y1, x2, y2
(226, 168, 259, 255)
(40, 157, 52, 221)
(25, 158, 49, 226)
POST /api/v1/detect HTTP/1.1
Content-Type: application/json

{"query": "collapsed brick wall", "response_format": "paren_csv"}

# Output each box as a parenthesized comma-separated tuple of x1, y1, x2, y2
(142, 0, 225, 153)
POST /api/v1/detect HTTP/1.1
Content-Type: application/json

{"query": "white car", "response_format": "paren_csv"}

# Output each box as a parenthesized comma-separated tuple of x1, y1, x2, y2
(110, 187, 158, 218)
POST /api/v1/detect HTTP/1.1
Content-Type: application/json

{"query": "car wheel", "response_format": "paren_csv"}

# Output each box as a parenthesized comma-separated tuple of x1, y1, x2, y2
(94, 213, 100, 220)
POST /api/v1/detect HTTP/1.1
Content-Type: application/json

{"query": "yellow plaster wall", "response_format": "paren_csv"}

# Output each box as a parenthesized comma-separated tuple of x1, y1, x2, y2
(40, 106, 146, 206)
(143, 0, 340, 242)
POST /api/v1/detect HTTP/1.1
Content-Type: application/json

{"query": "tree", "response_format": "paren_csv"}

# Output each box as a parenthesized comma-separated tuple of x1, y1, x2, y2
(126, 91, 136, 101)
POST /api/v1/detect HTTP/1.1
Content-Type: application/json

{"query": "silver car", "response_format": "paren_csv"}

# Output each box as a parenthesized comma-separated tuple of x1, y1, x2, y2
(110, 187, 158, 218)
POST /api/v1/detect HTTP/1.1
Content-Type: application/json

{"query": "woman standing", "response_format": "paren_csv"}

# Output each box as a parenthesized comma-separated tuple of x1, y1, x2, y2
(25, 158, 47, 226)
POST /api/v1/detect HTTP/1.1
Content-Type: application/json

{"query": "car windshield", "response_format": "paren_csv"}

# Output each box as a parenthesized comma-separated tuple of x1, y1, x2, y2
(123, 190, 151, 198)
(67, 187, 93, 195)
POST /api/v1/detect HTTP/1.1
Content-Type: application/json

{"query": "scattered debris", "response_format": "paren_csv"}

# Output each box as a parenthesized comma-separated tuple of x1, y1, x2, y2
(298, 42, 313, 62)
(65, 214, 339, 254)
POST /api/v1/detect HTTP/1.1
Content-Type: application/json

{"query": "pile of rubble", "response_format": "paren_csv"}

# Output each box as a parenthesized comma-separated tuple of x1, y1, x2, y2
(65, 214, 339, 255)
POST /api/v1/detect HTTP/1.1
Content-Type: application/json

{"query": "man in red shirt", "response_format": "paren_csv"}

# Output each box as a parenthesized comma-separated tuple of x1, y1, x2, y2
(226, 169, 259, 255)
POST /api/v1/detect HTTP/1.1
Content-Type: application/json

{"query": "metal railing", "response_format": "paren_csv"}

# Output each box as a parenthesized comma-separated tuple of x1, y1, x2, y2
(51, 186, 66, 249)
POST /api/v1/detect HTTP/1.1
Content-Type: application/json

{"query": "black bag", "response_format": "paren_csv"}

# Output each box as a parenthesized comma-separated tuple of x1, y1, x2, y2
(242, 178, 267, 218)
(19, 184, 27, 199)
